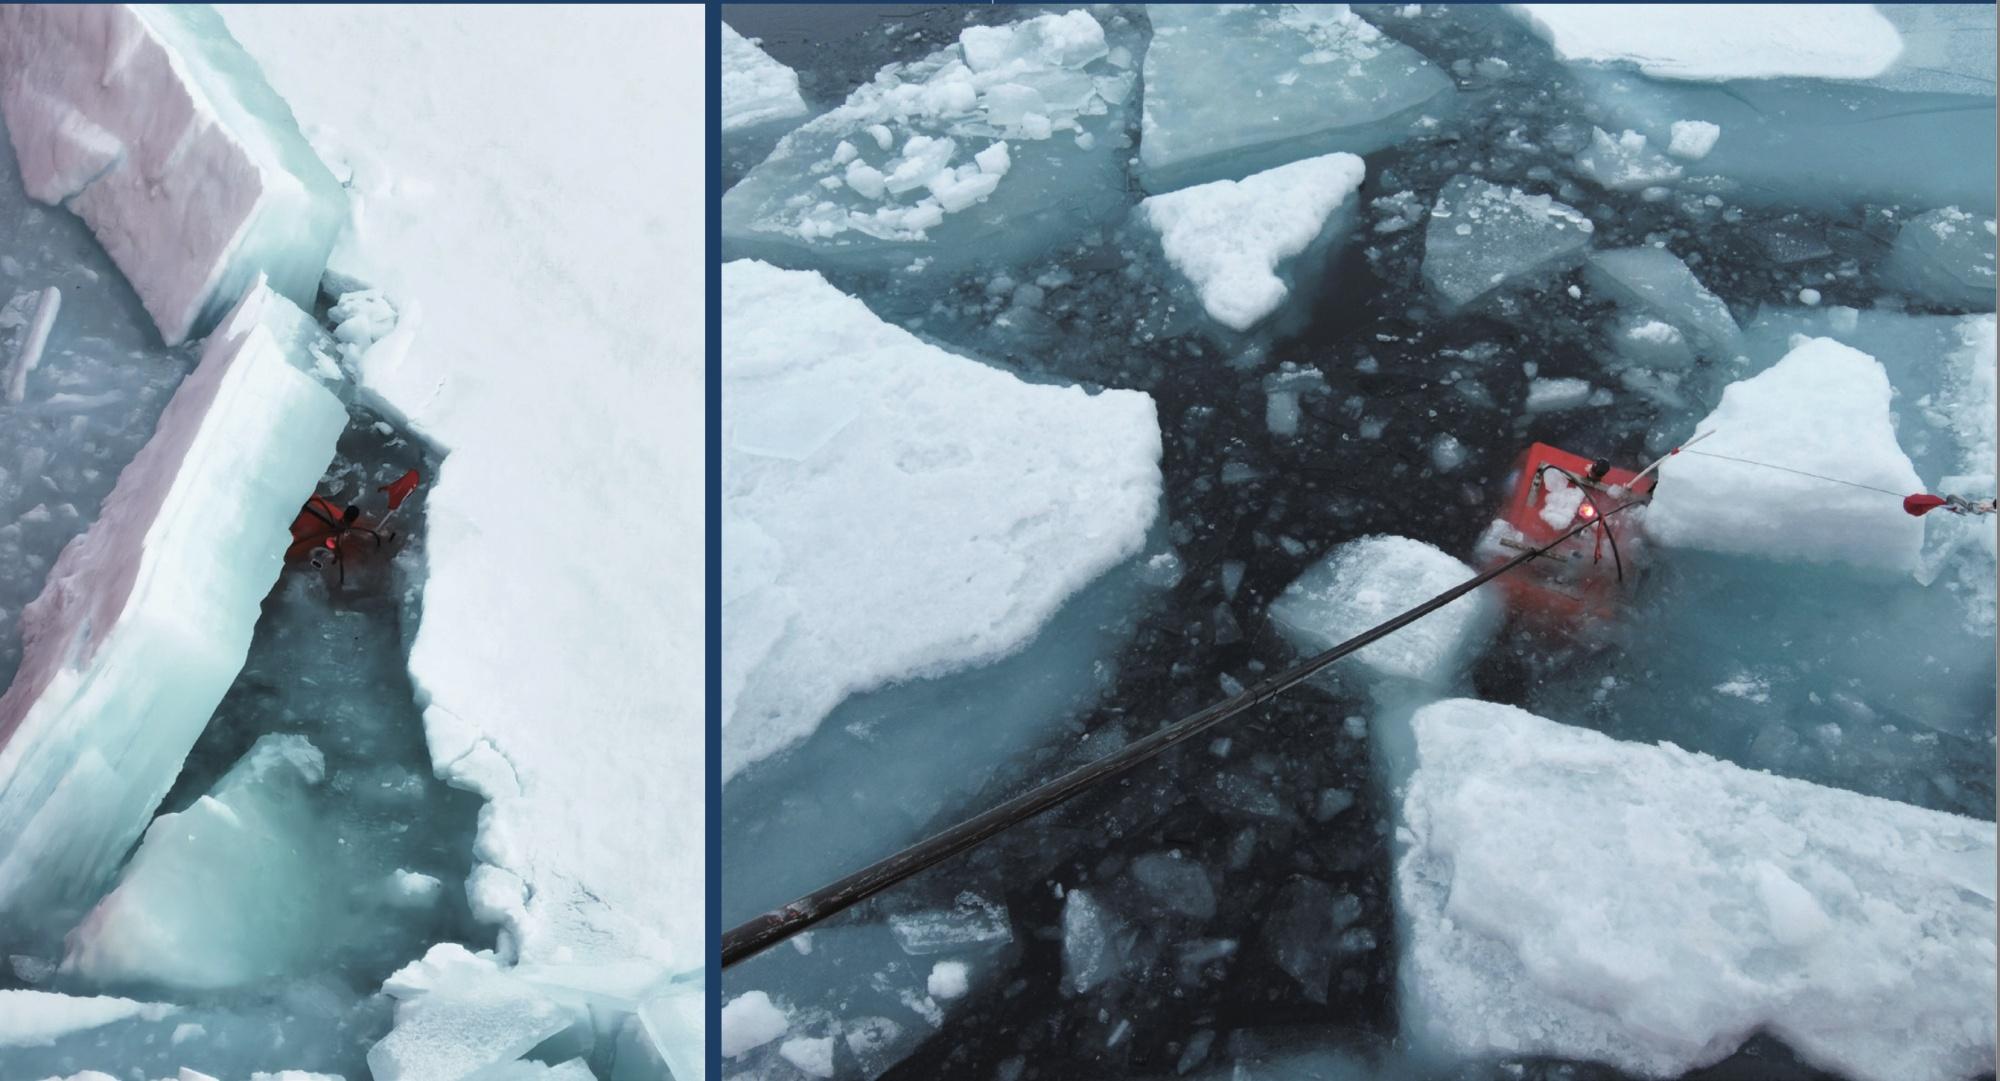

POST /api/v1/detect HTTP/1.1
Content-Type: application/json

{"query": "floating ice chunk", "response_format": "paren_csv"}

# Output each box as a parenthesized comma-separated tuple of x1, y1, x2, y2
(1666, 119, 1720, 160)
(723, 9, 1138, 272)
(0, 283, 346, 952)
(1137, 153, 1366, 331)
(1524, 377, 1593, 413)
(0, 989, 174, 1047)
(722, 24, 809, 133)
(4, 286, 58, 404)
(1888, 207, 1998, 313)
(62, 735, 329, 990)
(722, 261, 1160, 776)
(1264, 364, 1328, 437)
(722, 991, 790, 1058)
(1131, 851, 1217, 919)
(1061, 889, 1130, 995)
(1586, 248, 1744, 361)
(1649, 337, 1923, 575)
(1511, 5, 1903, 82)
(366, 944, 578, 1081)
(1263, 877, 1362, 1003)
(0, 6, 345, 344)
(1573, 127, 1683, 192)
(1268, 535, 1499, 697)
(780, 1036, 836, 1078)
(926, 961, 970, 1001)
(1422, 176, 1593, 312)
(1398, 697, 1997, 1081)
(1138, 4, 1454, 192)
(887, 892, 1013, 955)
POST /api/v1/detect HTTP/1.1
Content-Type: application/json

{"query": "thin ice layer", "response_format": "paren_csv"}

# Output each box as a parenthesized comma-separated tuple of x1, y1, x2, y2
(0, 5, 344, 345)
(1138, 4, 1453, 193)
(723, 23, 809, 133)
(1398, 698, 1996, 1081)
(0, 282, 346, 952)
(1585, 247, 1744, 361)
(722, 8, 1139, 273)
(1648, 337, 1923, 575)
(722, 259, 1161, 778)
(1137, 152, 1365, 330)
(62, 734, 330, 990)
(217, 5, 705, 984)
(1422, 176, 1594, 312)
(0, 990, 173, 1048)
(1510, 5, 1903, 82)
(1267, 535, 1498, 697)
(1888, 207, 1998, 313)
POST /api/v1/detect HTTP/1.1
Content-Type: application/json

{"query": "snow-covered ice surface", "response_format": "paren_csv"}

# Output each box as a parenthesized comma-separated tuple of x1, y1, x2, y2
(1137, 153, 1365, 332)
(1399, 698, 1996, 1081)
(0, 280, 346, 951)
(724, 23, 810, 134)
(0, 5, 345, 346)
(218, 0, 705, 998)
(1138, 4, 1454, 194)
(0, 989, 173, 1048)
(724, 7, 1997, 1081)
(722, 258, 1161, 778)
(724, 8, 1142, 274)
(1523, 4, 1998, 213)
(1648, 336, 1923, 574)
(1511, 5, 1902, 83)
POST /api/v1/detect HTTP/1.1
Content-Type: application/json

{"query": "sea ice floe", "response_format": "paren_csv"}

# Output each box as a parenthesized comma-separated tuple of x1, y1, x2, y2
(1422, 176, 1593, 312)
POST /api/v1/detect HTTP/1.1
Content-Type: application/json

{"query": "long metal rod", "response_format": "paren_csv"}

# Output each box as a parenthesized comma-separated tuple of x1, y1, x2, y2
(722, 500, 1645, 968)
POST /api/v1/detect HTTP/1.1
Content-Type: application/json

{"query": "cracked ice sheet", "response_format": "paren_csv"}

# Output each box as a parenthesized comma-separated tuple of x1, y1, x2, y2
(214, 6, 704, 979)
(721, 260, 1162, 778)
(1398, 698, 1996, 1081)
(1509, 5, 1903, 83)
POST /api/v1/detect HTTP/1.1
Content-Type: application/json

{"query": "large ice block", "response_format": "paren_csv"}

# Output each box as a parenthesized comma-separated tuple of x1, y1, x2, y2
(1136, 152, 1365, 331)
(1648, 336, 1924, 575)
(722, 9, 1140, 274)
(0, 5, 346, 344)
(1268, 535, 1498, 699)
(722, 23, 808, 134)
(1511, 5, 1902, 82)
(1398, 697, 1997, 1081)
(1138, 4, 1454, 193)
(1585, 247, 1744, 362)
(1422, 175, 1594, 313)
(62, 734, 331, 990)
(0, 281, 347, 952)
(722, 259, 1161, 778)
(0, 990, 174, 1048)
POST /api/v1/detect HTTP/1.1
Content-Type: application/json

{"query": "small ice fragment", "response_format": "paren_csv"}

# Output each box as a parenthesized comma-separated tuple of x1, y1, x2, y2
(721, 990, 789, 1057)
(1667, 120, 1721, 160)
(927, 960, 970, 1000)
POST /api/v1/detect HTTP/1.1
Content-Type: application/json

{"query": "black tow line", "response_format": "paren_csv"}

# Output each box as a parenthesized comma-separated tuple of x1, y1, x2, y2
(722, 496, 1649, 968)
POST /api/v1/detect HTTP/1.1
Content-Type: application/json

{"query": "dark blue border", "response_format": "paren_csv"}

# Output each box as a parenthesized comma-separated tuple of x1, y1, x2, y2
(705, 2, 723, 1077)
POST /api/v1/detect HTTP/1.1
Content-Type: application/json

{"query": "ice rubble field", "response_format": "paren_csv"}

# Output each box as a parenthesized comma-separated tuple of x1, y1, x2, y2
(724, 5, 1996, 1081)
(0, 5, 701, 1081)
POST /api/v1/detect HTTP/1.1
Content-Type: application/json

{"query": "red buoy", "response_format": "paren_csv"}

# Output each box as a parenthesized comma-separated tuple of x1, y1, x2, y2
(1903, 493, 1949, 517)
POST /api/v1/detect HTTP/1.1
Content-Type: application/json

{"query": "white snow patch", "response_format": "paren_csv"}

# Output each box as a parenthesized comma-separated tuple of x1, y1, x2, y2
(1511, 5, 1904, 82)
(1138, 152, 1365, 330)
(927, 960, 971, 1000)
(1399, 697, 1996, 1081)
(1649, 337, 1924, 574)
(722, 260, 1161, 777)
